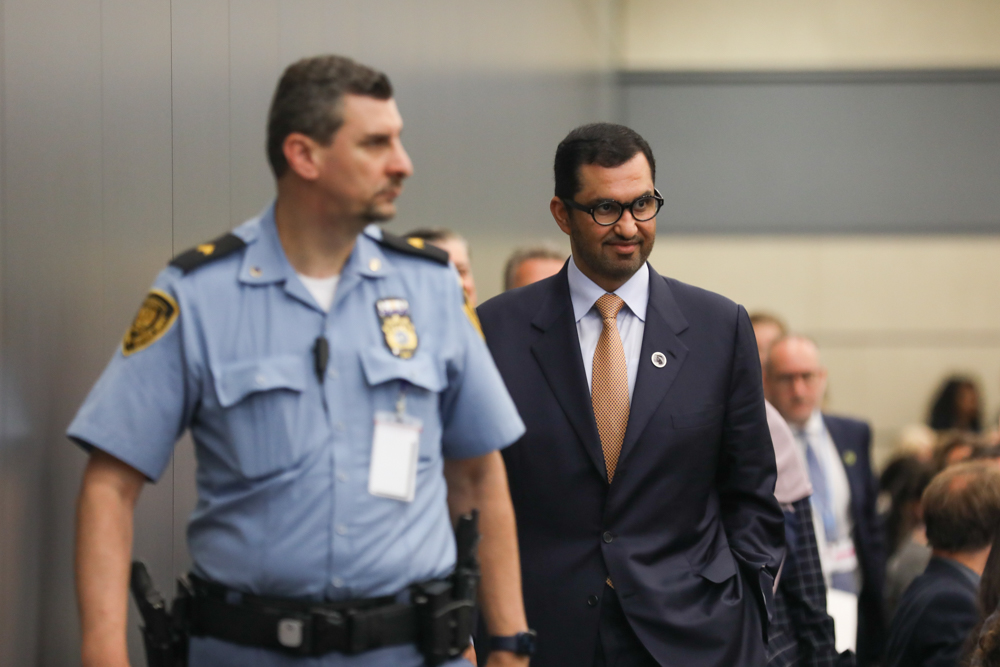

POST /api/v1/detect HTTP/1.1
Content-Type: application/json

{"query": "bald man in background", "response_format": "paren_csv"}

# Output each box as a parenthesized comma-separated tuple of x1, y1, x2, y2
(504, 243, 567, 291)
(764, 335, 885, 666)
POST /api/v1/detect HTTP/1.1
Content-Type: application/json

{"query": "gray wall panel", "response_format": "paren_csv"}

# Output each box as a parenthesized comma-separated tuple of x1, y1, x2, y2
(2, 0, 104, 662)
(623, 72, 1000, 233)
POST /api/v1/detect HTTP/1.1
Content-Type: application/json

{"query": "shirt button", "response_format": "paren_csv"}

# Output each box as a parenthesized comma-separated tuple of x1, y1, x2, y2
(337, 472, 348, 483)
(587, 595, 599, 607)
(328, 368, 338, 379)
(335, 422, 345, 432)
(602, 531, 614, 544)
(255, 374, 266, 386)
(332, 577, 344, 588)
(336, 525, 348, 535)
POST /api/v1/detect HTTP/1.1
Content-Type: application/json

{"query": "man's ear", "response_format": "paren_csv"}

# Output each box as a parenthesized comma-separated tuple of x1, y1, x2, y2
(282, 133, 321, 181)
(550, 197, 572, 236)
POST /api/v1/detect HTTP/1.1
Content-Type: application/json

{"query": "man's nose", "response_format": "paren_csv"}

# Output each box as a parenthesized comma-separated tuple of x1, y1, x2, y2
(389, 140, 413, 179)
(613, 209, 639, 238)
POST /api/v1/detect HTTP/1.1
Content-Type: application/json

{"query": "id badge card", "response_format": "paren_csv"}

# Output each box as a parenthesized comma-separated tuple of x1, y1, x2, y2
(368, 411, 422, 502)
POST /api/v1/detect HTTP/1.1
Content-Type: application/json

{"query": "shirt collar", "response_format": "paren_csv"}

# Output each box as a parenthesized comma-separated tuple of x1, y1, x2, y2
(239, 204, 392, 286)
(567, 255, 649, 323)
(800, 409, 826, 438)
(936, 556, 982, 587)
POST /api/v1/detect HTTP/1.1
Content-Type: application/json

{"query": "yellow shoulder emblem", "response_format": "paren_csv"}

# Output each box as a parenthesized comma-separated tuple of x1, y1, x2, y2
(463, 294, 483, 339)
(122, 289, 179, 356)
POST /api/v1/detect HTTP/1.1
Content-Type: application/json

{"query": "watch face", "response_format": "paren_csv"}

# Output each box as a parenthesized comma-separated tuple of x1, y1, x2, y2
(517, 630, 538, 655)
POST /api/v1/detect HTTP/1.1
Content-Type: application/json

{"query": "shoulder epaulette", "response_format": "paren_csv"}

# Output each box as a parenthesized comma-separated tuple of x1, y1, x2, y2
(169, 232, 246, 274)
(377, 232, 449, 266)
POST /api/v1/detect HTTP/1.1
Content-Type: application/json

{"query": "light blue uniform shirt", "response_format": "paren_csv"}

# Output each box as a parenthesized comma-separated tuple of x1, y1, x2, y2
(68, 204, 525, 666)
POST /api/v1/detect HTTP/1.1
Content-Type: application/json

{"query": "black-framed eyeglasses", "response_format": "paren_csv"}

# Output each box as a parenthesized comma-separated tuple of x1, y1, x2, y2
(561, 189, 664, 226)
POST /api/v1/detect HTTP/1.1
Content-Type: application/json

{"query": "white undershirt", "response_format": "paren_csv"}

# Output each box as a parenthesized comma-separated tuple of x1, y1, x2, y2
(566, 256, 649, 402)
(297, 273, 340, 312)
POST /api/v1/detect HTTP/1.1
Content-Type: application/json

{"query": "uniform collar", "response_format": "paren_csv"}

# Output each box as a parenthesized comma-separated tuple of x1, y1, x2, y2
(567, 255, 649, 323)
(237, 203, 391, 311)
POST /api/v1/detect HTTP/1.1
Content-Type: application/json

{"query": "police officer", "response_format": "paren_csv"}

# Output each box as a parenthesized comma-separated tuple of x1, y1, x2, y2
(71, 55, 532, 667)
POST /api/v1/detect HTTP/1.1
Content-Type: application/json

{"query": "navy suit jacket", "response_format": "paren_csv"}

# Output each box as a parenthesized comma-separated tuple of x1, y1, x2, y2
(883, 557, 979, 667)
(478, 264, 786, 667)
(823, 415, 887, 666)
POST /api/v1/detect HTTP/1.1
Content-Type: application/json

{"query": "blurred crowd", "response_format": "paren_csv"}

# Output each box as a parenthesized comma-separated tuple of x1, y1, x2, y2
(422, 227, 1000, 667)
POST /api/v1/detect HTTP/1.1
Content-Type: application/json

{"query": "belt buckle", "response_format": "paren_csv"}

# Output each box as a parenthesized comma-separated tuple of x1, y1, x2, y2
(276, 611, 312, 656)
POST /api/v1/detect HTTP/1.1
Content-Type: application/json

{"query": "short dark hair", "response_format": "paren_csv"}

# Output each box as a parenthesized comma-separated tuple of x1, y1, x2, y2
(923, 462, 1000, 552)
(266, 55, 392, 178)
(553, 123, 656, 200)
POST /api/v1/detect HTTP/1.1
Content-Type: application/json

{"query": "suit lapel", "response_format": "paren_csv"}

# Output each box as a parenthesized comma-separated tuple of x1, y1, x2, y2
(618, 266, 690, 469)
(530, 269, 607, 481)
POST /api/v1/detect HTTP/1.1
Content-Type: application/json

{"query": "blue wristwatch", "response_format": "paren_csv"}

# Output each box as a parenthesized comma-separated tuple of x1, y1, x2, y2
(489, 630, 537, 656)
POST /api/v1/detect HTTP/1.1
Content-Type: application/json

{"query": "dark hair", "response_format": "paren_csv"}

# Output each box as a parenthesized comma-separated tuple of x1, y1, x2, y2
(553, 123, 656, 200)
(266, 55, 392, 178)
(929, 375, 983, 432)
(922, 462, 1000, 552)
(878, 455, 934, 556)
(964, 528, 1000, 665)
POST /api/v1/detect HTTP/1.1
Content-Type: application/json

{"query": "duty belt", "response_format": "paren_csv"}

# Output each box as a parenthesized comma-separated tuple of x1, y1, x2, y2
(187, 574, 423, 657)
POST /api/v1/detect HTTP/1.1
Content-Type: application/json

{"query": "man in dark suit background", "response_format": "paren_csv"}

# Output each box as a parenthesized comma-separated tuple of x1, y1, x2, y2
(883, 461, 1000, 667)
(764, 336, 886, 666)
(477, 123, 785, 666)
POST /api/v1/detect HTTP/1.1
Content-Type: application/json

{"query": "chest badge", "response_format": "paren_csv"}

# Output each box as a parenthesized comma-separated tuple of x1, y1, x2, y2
(376, 298, 418, 359)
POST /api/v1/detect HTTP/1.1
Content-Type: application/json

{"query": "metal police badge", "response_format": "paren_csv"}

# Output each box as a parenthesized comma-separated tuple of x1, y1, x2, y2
(376, 298, 418, 359)
(122, 289, 179, 356)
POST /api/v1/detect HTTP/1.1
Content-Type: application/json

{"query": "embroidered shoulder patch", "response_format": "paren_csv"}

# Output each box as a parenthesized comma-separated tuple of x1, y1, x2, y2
(122, 289, 179, 356)
(169, 232, 246, 274)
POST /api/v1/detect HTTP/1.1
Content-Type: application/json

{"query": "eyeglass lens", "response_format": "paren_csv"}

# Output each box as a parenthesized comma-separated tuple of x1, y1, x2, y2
(593, 196, 660, 225)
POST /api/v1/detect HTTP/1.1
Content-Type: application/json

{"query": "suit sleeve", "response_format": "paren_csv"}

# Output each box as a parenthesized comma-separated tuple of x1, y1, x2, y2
(717, 305, 786, 627)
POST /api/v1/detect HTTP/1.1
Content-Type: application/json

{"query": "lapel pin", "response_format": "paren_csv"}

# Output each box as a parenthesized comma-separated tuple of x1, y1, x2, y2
(651, 352, 667, 368)
(843, 450, 857, 466)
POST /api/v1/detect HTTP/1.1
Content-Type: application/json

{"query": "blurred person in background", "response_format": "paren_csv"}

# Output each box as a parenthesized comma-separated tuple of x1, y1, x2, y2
(894, 424, 937, 464)
(965, 528, 1000, 667)
(751, 311, 788, 368)
(933, 431, 986, 472)
(406, 227, 478, 306)
(764, 335, 886, 666)
(879, 455, 935, 622)
(503, 243, 566, 291)
(929, 376, 984, 433)
(884, 462, 1000, 667)
(751, 315, 848, 665)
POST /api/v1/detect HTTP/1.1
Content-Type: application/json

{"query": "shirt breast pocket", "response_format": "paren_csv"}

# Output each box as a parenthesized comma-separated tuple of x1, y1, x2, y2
(213, 355, 309, 479)
(359, 348, 445, 458)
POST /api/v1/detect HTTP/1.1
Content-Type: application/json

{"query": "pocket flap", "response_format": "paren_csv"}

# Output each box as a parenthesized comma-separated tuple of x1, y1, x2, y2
(672, 404, 725, 429)
(359, 348, 446, 393)
(699, 548, 738, 584)
(215, 355, 309, 408)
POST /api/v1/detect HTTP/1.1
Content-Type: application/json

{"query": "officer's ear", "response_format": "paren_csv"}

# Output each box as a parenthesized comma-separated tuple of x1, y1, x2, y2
(550, 197, 572, 236)
(283, 132, 322, 181)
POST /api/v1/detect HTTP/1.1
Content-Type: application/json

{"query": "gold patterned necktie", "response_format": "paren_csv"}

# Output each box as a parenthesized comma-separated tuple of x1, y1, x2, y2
(592, 293, 630, 483)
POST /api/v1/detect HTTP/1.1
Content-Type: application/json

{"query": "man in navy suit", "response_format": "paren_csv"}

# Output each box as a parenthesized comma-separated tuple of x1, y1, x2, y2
(764, 336, 886, 666)
(477, 123, 785, 666)
(884, 461, 1000, 667)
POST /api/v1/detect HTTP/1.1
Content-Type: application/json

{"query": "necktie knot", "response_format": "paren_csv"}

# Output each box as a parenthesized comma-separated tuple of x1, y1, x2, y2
(595, 293, 625, 321)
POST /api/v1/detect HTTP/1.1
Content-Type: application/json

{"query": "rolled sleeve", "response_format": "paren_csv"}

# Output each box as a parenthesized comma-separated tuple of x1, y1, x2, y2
(439, 281, 525, 460)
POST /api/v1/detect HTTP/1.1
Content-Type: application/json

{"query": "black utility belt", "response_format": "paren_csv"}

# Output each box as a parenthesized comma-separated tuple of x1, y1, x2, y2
(186, 573, 475, 663)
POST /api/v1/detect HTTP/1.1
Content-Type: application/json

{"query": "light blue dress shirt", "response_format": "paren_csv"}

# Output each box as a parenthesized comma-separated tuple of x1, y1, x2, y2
(567, 256, 649, 402)
(68, 203, 525, 666)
